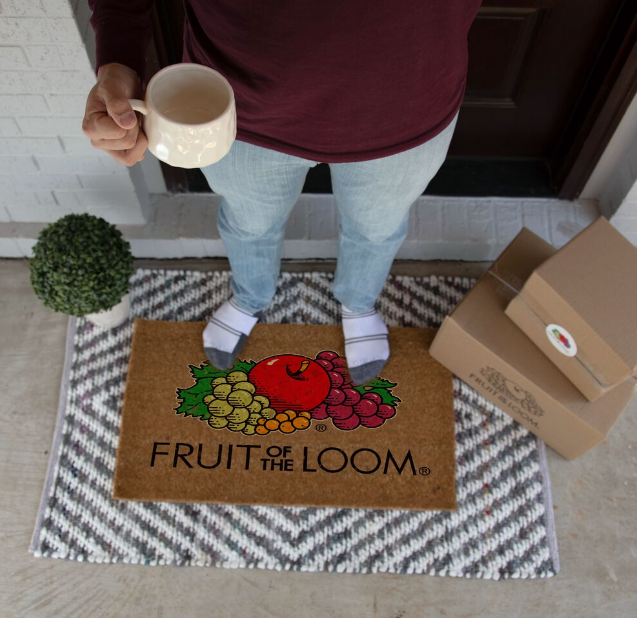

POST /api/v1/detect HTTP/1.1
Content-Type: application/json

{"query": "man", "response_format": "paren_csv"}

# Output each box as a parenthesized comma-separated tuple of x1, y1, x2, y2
(83, 0, 482, 385)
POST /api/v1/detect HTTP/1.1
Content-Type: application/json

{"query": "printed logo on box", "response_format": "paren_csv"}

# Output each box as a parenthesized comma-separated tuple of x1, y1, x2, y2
(545, 323, 578, 357)
(467, 366, 546, 428)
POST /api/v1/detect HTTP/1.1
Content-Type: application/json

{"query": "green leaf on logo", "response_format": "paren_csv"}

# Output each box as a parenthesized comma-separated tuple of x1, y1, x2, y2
(353, 377, 402, 406)
(235, 359, 256, 374)
(176, 358, 258, 421)
(175, 377, 214, 420)
(188, 364, 224, 380)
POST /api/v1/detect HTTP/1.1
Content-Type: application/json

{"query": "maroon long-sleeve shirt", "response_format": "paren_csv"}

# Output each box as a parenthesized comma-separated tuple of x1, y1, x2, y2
(89, 0, 482, 163)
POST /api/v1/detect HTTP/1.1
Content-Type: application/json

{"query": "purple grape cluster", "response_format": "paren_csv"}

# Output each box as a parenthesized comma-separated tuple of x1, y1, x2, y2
(308, 351, 397, 431)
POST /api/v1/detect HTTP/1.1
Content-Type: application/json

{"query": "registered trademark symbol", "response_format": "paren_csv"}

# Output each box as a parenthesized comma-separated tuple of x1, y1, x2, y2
(419, 466, 431, 476)
(315, 423, 327, 432)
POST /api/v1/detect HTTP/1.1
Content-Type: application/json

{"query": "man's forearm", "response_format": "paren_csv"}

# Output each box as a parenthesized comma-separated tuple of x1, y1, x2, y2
(88, 0, 156, 86)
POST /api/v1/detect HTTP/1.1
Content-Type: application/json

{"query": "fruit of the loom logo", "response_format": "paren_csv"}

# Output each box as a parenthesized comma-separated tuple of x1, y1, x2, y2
(551, 328, 570, 348)
(174, 350, 401, 435)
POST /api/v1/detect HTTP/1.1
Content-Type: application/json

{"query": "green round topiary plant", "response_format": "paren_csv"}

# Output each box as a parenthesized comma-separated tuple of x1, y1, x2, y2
(29, 213, 134, 317)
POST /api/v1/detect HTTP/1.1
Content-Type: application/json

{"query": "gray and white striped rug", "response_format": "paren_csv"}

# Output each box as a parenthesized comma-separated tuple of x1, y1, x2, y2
(30, 269, 559, 579)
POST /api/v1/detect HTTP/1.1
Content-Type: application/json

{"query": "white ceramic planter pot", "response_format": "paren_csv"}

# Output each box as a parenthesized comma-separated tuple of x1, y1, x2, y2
(84, 293, 131, 329)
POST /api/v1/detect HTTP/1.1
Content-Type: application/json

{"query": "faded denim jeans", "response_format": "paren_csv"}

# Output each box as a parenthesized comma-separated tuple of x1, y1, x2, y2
(199, 109, 459, 314)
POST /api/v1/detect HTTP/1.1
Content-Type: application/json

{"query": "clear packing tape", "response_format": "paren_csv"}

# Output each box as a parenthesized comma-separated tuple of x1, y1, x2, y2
(487, 269, 637, 392)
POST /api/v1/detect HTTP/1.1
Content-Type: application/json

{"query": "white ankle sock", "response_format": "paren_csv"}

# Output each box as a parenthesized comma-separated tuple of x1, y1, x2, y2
(341, 304, 389, 368)
(203, 297, 260, 353)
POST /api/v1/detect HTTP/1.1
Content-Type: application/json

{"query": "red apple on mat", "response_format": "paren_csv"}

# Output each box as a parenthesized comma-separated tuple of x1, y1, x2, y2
(249, 354, 331, 412)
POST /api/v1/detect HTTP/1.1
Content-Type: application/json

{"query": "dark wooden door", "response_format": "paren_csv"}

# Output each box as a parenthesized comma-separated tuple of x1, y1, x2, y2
(149, 0, 637, 199)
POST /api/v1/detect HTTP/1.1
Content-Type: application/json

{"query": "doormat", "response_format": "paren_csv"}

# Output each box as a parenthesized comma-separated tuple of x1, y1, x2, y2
(30, 269, 559, 579)
(113, 319, 456, 510)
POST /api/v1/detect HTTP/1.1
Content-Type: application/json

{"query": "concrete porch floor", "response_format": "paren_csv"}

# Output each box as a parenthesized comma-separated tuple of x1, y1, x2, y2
(1, 258, 635, 618)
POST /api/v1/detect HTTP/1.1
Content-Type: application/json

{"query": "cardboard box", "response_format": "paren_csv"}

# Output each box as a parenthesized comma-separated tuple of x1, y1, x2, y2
(504, 216, 637, 401)
(429, 226, 637, 460)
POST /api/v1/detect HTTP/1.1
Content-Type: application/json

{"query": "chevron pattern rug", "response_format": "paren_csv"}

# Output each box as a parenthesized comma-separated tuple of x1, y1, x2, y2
(30, 269, 559, 579)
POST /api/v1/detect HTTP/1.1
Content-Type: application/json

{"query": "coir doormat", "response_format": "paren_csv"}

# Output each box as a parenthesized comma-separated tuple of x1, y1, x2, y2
(113, 320, 456, 510)
(30, 269, 559, 579)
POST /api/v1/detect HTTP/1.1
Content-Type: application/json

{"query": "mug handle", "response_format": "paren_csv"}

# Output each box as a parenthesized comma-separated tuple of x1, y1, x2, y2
(128, 98, 147, 116)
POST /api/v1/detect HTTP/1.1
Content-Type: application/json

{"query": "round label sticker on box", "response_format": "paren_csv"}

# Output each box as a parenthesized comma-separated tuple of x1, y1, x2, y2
(545, 323, 578, 357)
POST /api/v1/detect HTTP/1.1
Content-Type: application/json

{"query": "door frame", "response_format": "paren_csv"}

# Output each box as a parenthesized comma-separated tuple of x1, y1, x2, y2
(551, 0, 637, 199)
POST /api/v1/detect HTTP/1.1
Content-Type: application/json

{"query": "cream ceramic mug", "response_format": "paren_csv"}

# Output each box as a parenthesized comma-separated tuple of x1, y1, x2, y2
(128, 63, 236, 169)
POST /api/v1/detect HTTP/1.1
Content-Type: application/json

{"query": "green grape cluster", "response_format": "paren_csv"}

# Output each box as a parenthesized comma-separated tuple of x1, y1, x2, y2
(203, 370, 276, 435)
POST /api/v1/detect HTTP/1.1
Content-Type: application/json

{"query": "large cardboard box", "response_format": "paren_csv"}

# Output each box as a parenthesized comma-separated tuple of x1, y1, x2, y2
(429, 226, 637, 460)
(504, 216, 637, 401)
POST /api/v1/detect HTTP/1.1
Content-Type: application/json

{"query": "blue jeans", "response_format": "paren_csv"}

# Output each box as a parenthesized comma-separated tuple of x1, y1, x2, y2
(199, 110, 459, 314)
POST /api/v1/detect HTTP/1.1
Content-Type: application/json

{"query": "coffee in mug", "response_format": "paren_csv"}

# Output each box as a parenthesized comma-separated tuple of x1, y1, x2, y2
(128, 63, 236, 169)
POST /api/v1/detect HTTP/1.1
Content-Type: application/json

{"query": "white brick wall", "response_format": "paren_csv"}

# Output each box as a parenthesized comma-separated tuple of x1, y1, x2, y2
(26, 193, 592, 260)
(0, 193, 604, 259)
(0, 0, 151, 225)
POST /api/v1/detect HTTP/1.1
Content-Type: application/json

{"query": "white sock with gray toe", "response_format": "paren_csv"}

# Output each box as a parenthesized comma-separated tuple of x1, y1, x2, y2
(341, 304, 390, 385)
(203, 297, 261, 370)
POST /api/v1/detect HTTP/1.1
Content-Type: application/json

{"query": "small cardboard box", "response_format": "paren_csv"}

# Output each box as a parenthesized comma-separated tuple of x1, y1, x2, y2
(504, 216, 637, 401)
(429, 226, 637, 460)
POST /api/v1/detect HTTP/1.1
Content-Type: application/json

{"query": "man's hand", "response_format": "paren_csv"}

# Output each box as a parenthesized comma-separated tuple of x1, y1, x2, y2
(82, 63, 148, 167)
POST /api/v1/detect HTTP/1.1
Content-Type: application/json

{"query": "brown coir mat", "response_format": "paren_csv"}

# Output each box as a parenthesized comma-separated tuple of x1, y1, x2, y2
(113, 318, 456, 510)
